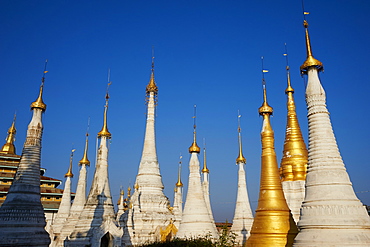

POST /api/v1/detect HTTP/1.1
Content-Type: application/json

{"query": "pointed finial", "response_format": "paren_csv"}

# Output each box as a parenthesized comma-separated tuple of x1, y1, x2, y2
(31, 60, 48, 111)
(176, 154, 183, 187)
(0, 114, 17, 154)
(259, 57, 273, 115)
(300, 11, 323, 74)
(117, 187, 125, 205)
(65, 149, 76, 178)
(146, 47, 158, 95)
(202, 138, 209, 173)
(236, 112, 246, 164)
(189, 105, 201, 153)
(79, 118, 90, 166)
(284, 44, 294, 94)
(97, 74, 112, 138)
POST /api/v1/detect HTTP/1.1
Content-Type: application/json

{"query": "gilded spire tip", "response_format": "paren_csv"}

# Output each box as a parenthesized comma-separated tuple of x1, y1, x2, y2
(236, 113, 246, 164)
(300, 16, 323, 74)
(79, 127, 90, 166)
(146, 50, 158, 95)
(284, 46, 294, 93)
(30, 60, 48, 111)
(259, 58, 273, 115)
(97, 79, 112, 138)
(202, 139, 210, 173)
(65, 149, 75, 178)
(189, 105, 200, 153)
(176, 155, 183, 187)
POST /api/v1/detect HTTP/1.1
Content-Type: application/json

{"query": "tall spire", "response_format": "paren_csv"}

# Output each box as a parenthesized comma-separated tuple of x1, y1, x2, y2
(54, 128, 91, 247)
(231, 113, 253, 246)
(124, 56, 173, 246)
(280, 48, 308, 223)
(176, 108, 218, 239)
(293, 12, 370, 246)
(173, 155, 184, 229)
(189, 105, 200, 153)
(0, 114, 17, 155)
(65, 77, 122, 246)
(201, 138, 215, 227)
(246, 61, 297, 247)
(0, 62, 50, 246)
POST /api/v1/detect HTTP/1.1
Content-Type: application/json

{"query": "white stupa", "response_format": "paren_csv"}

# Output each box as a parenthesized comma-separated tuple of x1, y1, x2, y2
(51, 132, 91, 247)
(122, 58, 174, 246)
(50, 150, 75, 238)
(293, 18, 370, 246)
(65, 84, 122, 247)
(176, 107, 219, 239)
(231, 114, 253, 246)
(173, 159, 184, 229)
(0, 68, 50, 246)
(201, 144, 216, 227)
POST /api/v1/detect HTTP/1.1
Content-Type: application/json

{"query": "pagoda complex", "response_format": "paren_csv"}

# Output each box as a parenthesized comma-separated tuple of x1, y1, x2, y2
(1, 7, 370, 247)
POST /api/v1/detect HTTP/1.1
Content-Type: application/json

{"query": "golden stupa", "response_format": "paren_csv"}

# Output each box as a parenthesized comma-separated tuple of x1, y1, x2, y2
(280, 63, 308, 182)
(0, 117, 16, 155)
(245, 81, 297, 247)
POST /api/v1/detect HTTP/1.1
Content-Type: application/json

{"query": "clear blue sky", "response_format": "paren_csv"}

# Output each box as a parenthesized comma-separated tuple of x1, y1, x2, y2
(1, 0, 369, 222)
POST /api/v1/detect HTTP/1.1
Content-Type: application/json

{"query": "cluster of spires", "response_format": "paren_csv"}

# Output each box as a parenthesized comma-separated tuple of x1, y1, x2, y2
(0, 10, 369, 247)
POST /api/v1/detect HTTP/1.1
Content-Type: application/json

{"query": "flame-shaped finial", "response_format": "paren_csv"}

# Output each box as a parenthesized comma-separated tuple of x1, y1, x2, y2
(65, 149, 76, 178)
(0, 114, 17, 155)
(31, 60, 48, 111)
(189, 105, 200, 153)
(236, 113, 246, 164)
